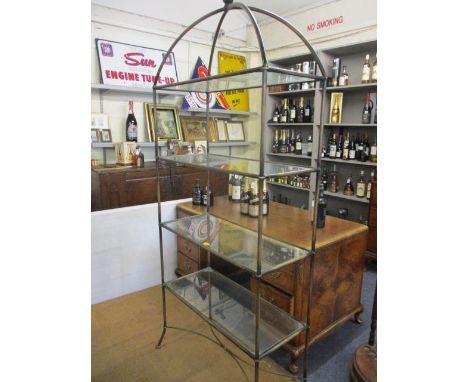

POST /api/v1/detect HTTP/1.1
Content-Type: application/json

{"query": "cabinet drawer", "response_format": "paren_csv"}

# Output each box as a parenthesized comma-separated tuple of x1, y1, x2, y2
(177, 237, 200, 262)
(263, 268, 295, 295)
(177, 252, 199, 275)
(257, 282, 294, 314)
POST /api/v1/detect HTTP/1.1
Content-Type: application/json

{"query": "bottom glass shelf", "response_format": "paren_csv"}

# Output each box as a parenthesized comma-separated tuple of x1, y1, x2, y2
(165, 267, 306, 359)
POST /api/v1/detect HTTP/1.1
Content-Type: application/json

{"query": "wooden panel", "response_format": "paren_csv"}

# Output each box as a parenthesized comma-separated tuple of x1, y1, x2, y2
(100, 173, 127, 210)
(368, 205, 377, 227)
(177, 252, 199, 276)
(333, 235, 366, 319)
(125, 175, 172, 206)
(177, 237, 200, 262)
(309, 243, 340, 337)
(367, 226, 377, 254)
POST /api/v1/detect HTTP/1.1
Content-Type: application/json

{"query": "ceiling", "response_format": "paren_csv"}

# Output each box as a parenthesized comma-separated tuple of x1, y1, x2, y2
(92, 0, 325, 40)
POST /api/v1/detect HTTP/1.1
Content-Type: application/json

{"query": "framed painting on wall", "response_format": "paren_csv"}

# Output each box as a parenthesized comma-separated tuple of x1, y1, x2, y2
(144, 103, 183, 143)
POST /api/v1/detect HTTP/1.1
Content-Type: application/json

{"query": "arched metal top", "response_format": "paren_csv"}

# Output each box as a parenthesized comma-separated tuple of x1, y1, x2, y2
(153, 1, 325, 87)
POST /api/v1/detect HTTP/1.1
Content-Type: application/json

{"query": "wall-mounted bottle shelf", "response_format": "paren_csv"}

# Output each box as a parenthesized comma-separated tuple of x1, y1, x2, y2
(324, 123, 377, 127)
(266, 181, 310, 193)
(324, 83, 377, 92)
(267, 122, 315, 127)
(323, 191, 369, 204)
(92, 141, 256, 149)
(267, 152, 312, 160)
(321, 158, 377, 167)
(268, 88, 317, 97)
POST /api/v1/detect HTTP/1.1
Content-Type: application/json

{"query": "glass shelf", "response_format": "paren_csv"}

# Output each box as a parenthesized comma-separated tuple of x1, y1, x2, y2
(154, 66, 324, 93)
(161, 213, 310, 275)
(159, 153, 317, 178)
(165, 267, 306, 358)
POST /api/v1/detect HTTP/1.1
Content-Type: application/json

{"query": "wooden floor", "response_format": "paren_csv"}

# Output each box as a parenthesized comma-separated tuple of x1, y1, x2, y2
(92, 285, 293, 382)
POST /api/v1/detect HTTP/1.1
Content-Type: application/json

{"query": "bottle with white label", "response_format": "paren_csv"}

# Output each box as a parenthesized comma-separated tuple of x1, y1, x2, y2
(366, 170, 375, 200)
(262, 181, 269, 216)
(349, 137, 356, 160)
(356, 170, 366, 198)
(231, 175, 241, 203)
(370, 139, 377, 163)
(295, 133, 302, 155)
(248, 181, 259, 217)
(371, 54, 377, 83)
(361, 54, 371, 84)
(329, 133, 337, 158)
(307, 135, 313, 156)
(305, 99, 312, 123)
(339, 65, 349, 86)
(240, 177, 250, 215)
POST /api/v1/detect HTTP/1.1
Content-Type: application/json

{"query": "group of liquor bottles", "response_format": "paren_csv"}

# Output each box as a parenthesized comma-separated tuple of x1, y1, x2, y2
(288, 61, 317, 91)
(269, 175, 311, 190)
(322, 166, 375, 199)
(329, 92, 376, 125)
(192, 179, 214, 207)
(228, 175, 270, 217)
(322, 132, 377, 163)
(272, 97, 313, 124)
(272, 129, 313, 156)
(330, 53, 377, 87)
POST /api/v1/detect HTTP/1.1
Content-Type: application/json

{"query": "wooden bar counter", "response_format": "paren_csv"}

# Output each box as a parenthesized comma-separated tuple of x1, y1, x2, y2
(176, 196, 368, 373)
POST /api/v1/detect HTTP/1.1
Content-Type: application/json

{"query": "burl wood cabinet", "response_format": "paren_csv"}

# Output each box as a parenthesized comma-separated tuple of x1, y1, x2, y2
(176, 196, 367, 373)
(91, 162, 228, 211)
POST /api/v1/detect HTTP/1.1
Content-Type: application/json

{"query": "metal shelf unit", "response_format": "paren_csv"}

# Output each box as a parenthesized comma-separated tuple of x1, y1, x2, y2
(152, 2, 327, 381)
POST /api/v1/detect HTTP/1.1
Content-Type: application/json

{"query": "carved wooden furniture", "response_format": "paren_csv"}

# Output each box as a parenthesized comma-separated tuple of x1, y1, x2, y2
(366, 177, 377, 259)
(176, 196, 368, 373)
(91, 162, 228, 211)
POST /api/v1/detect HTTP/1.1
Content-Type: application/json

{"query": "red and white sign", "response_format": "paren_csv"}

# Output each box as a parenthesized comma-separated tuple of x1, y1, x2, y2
(306, 15, 344, 33)
(96, 39, 178, 88)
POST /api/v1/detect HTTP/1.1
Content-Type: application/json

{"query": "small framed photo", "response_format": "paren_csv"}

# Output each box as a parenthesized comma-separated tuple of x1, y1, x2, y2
(216, 119, 227, 142)
(329, 92, 343, 124)
(91, 113, 109, 130)
(181, 117, 217, 143)
(144, 103, 183, 143)
(91, 128, 100, 143)
(226, 121, 245, 142)
(194, 140, 207, 154)
(101, 129, 112, 143)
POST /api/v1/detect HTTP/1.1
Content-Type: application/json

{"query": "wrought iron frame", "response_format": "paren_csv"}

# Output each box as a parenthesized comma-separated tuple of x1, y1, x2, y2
(152, 1, 327, 380)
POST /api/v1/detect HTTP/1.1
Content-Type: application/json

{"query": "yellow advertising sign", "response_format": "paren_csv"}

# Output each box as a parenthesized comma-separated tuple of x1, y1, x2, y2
(218, 51, 250, 112)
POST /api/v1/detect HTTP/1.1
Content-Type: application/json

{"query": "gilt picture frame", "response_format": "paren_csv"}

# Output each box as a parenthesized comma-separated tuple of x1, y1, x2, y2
(144, 103, 182, 143)
(180, 116, 218, 143)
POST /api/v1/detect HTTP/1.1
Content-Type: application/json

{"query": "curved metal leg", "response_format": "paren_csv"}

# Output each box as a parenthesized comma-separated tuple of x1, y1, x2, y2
(155, 326, 167, 349)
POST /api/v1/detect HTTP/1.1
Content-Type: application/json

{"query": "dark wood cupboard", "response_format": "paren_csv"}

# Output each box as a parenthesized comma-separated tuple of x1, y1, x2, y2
(91, 162, 228, 211)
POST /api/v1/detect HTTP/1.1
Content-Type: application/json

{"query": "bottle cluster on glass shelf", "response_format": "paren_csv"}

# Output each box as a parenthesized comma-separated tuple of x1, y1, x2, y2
(268, 60, 317, 93)
(228, 175, 269, 217)
(327, 54, 377, 87)
(272, 128, 313, 156)
(321, 131, 377, 163)
(192, 178, 214, 206)
(320, 166, 376, 200)
(272, 97, 313, 124)
(269, 175, 311, 190)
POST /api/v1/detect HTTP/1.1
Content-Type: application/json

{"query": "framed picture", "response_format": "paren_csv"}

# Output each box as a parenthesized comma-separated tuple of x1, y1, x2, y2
(194, 140, 207, 154)
(329, 92, 343, 124)
(101, 129, 112, 143)
(226, 121, 245, 142)
(144, 103, 182, 143)
(216, 119, 227, 142)
(91, 128, 100, 143)
(91, 113, 109, 130)
(180, 117, 217, 143)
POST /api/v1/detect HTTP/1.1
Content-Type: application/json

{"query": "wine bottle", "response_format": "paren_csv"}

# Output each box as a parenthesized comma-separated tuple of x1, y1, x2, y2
(361, 54, 371, 84)
(192, 179, 202, 205)
(316, 183, 327, 228)
(289, 98, 297, 123)
(361, 135, 370, 162)
(126, 99, 138, 142)
(134, 145, 144, 167)
(331, 97, 340, 124)
(272, 104, 280, 123)
(290, 129, 296, 152)
(329, 165, 339, 193)
(279, 130, 287, 153)
(339, 65, 349, 86)
(231, 175, 241, 203)
(321, 167, 328, 191)
(371, 54, 377, 83)
(329, 133, 337, 158)
(262, 181, 269, 216)
(366, 170, 375, 200)
(355, 135, 363, 161)
(342, 132, 350, 160)
(348, 137, 356, 160)
(202, 185, 214, 206)
(332, 58, 341, 87)
(240, 177, 251, 215)
(307, 135, 313, 156)
(248, 181, 260, 217)
(370, 139, 377, 162)
(295, 133, 302, 155)
(343, 175, 354, 196)
(280, 99, 289, 123)
(297, 97, 305, 123)
(356, 170, 366, 198)
(272, 130, 279, 153)
(336, 135, 342, 159)
(305, 99, 313, 123)
(362, 93, 373, 124)
(228, 174, 233, 200)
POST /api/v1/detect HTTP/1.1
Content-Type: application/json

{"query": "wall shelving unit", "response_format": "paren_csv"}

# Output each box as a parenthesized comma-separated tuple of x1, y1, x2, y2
(152, 1, 327, 381)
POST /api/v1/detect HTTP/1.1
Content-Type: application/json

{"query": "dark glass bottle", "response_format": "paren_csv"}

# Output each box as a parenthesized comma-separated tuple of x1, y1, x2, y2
(307, 135, 313, 156)
(289, 98, 297, 123)
(262, 181, 269, 216)
(202, 186, 214, 206)
(361, 135, 370, 162)
(355, 135, 363, 161)
(272, 129, 279, 153)
(126, 99, 138, 142)
(304, 99, 313, 123)
(240, 178, 251, 215)
(335, 135, 342, 159)
(349, 137, 356, 160)
(290, 129, 296, 152)
(342, 132, 350, 160)
(192, 179, 202, 205)
(362, 93, 374, 124)
(295, 133, 302, 155)
(272, 104, 280, 123)
(231, 175, 241, 203)
(329, 133, 337, 158)
(281, 98, 289, 123)
(297, 97, 305, 123)
(321, 167, 328, 191)
(279, 130, 287, 153)
(316, 183, 327, 228)
(343, 176, 354, 196)
(329, 165, 339, 193)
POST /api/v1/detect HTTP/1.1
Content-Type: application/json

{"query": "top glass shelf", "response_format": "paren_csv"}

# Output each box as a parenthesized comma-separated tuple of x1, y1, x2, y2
(154, 66, 326, 93)
(159, 153, 317, 178)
